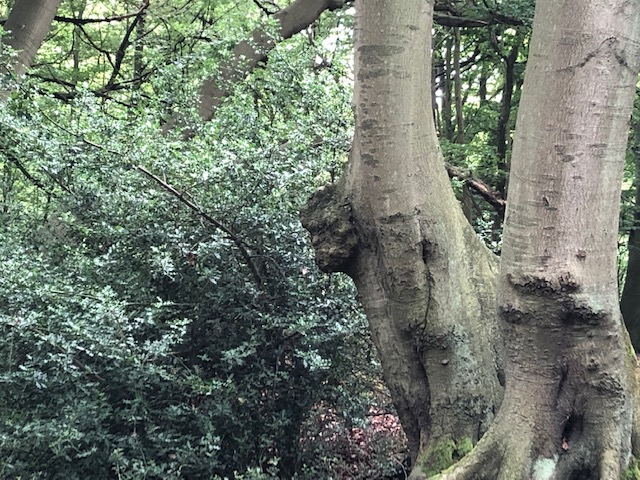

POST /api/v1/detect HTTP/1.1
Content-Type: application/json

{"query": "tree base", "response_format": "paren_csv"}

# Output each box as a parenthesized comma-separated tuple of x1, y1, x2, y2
(424, 369, 637, 480)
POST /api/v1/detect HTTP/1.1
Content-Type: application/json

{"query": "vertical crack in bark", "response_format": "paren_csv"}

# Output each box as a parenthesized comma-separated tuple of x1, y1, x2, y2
(554, 359, 569, 409)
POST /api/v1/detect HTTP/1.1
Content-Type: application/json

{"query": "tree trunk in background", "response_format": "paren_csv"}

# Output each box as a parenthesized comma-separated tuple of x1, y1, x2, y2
(490, 33, 521, 244)
(452, 28, 473, 226)
(493, 36, 519, 199)
(302, 0, 503, 475)
(1, 0, 62, 78)
(453, 28, 464, 145)
(441, 34, 454, 141)
(441, 0, 640, 477)
(133, 0, 146, 92)
(621, 117, 640, 351)
(478, 65, 487, 104)
(461, 183, 475, 226)
(431, 53, 440, 134)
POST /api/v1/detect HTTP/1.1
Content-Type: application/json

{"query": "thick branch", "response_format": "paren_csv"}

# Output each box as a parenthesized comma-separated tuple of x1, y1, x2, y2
(446, 163, 506, 216)
(433, 13, 524, 28)
(194, 0, 353, 124)
(54, 4, 148, 26)
(432, 1, 525, 28)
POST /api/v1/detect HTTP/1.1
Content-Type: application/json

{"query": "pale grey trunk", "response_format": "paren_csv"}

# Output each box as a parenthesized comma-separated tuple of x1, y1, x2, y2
(302, 0, 503, 473)
(1, 0, 61, 78)
(441, 0, 640, 478)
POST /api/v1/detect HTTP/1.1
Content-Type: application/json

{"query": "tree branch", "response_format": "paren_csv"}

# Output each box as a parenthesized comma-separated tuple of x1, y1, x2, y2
(189, 0, 353, 127)
(445, 163, 506, 216)
(433, 13, 524, 28)
(136, 165, 264, 289)
(105, 0, 150, 89)
(5, 151, 51, 194)
(252, 0, 280, 15)
(53, 1, 149, 26)
(432, 1, 526, 28)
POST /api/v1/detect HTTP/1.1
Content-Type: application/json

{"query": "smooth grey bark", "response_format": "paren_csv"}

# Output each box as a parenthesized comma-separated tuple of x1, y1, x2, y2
(621, 117, 640, 351)
(1, 0, 62, 78)
(302, 0, 503, 474)
(440, 0, 640, 478)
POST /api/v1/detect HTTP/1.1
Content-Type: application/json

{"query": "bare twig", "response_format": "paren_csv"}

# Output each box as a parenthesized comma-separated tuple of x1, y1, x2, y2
(54, 0, 150, 25)
(252, 0, 280, 15)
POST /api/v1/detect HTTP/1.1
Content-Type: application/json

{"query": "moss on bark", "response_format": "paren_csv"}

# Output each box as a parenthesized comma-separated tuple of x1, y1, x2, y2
(623, 458, 640, 480)
(418, 437, 473, 476)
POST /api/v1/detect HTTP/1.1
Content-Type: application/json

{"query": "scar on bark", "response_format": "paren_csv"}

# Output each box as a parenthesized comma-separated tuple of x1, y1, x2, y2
(559, 299, 608, 325)
(507, 272, 579, 296)
(300, 183, 359, 273)
(502, 273, 606, 326)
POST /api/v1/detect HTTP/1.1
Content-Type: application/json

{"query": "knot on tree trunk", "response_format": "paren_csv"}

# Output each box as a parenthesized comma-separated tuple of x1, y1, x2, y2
(300, 183, 359, 273)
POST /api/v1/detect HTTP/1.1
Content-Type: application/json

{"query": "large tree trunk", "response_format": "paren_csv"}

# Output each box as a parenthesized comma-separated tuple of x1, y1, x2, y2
(441, 0, 640, 478)
(301, 0, 503, 474)
(1, 0, 62, 78)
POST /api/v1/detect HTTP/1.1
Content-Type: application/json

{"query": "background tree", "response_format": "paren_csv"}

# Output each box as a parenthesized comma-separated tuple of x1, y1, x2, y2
(1, 0, 61, 79)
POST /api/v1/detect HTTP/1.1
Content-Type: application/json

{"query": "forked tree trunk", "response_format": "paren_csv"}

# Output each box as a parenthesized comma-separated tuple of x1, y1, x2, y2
(440, 0, 640, 478)
(1, 0, 62, 78)
(301, 0, 503, 474)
